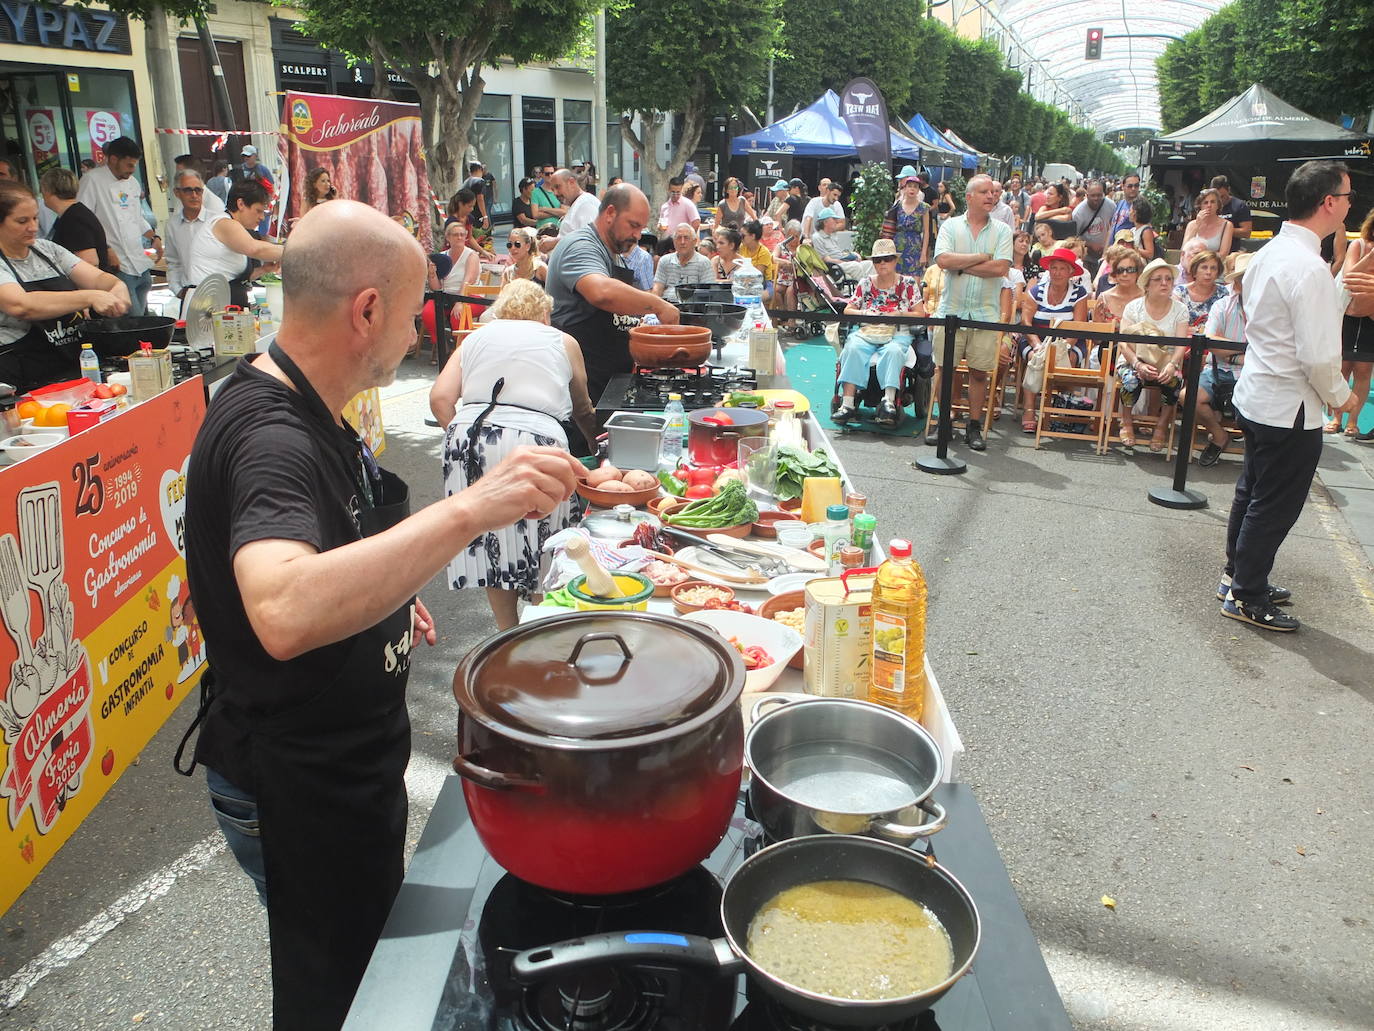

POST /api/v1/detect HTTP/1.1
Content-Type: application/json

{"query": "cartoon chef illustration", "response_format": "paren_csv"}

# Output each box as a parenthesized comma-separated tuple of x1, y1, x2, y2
(166, 575, 205, 683)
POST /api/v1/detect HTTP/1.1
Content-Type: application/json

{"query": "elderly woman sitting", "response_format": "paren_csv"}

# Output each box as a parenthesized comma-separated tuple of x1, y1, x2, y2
(835, 239, 927, 427)
(810, 207, 873, 283)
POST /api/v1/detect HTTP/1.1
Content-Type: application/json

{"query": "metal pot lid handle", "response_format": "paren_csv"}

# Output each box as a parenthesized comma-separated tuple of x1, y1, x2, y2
(567, 631, 633, 680)
(870, 798, 948, 843)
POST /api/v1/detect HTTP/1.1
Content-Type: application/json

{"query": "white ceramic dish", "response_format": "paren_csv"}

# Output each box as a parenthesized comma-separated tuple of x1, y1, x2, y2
(0, 432, 64, 461)
(683, 609, 803, 692)
(21, 421, 67, 436)
(766, 571, 823, 595)
(672, 546, 772, 592)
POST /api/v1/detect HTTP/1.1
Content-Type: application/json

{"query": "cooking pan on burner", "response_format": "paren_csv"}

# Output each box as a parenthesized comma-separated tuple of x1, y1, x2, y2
(511, 834, 980, 1027)
(675, 281, 734, 304)
(84, 315, 177, 358)
(676, 301, 747, 341)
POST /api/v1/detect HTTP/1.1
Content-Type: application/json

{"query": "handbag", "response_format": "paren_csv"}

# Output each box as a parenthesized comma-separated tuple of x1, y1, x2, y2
(1023, 342, 1048, 393)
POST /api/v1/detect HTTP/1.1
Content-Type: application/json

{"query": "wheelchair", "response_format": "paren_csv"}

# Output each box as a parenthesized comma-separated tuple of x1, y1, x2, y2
(829, 322, 934, 429)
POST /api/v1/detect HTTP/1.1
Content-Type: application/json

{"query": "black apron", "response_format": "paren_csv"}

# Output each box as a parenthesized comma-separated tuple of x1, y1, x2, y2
(0, 248, 86, 392)
(556, 261, 639, 456)
(233, 344, 413, 1030)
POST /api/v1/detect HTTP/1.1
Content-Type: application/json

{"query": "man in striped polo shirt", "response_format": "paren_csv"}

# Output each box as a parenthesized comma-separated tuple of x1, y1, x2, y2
(928, 174, 1013, 451)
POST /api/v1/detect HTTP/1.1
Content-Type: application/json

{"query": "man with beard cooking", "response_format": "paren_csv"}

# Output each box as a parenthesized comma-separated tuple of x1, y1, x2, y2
(182, 201, 582, 1031)
(547, 183, 679, 455)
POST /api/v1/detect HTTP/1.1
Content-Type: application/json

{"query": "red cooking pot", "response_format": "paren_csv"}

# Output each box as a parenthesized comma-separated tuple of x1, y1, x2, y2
(451, 611, 745, 895)
(687, 407, 769, 467)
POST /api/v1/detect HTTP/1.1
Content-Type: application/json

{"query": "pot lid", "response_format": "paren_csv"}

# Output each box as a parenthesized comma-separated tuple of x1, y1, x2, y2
(454, 612, 743, 745)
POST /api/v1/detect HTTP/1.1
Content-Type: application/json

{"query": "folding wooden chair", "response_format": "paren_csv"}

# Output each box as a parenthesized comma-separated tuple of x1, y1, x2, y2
(925, 359, 1000, 438)
(1033, 321, 1115, 453)
(1102, 348, 1180, 457)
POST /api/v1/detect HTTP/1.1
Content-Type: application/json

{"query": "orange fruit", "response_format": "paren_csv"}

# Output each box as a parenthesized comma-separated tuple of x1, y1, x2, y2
(40, 403, 71, 427)
(17, 400, 41, 421)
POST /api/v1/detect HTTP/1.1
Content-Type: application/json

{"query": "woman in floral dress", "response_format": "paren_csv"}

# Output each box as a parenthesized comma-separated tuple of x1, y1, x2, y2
(880, 166, 931, 277)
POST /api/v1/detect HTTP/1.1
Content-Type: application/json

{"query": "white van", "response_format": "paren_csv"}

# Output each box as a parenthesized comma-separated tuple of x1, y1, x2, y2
(1042, 163, 1082, 183)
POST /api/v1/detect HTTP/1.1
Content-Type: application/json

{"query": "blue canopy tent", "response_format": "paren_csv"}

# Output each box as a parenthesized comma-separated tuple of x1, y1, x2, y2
(732, 90, 923, 161)
(907, 114, 977, 171)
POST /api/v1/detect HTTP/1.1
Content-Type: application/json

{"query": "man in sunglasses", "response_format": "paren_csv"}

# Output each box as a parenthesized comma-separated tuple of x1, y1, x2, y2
(164, 168, 216, 297)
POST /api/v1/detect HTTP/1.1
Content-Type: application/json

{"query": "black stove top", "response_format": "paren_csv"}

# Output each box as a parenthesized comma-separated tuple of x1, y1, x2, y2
(596, 367, 759, 415)
(344, 782, 1070, 1031)
(99, 344, 224, 386)
(428, 800, 994, 1031)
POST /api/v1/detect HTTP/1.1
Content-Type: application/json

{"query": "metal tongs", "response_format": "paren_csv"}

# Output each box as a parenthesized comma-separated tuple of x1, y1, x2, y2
(656, 526, 787, 577)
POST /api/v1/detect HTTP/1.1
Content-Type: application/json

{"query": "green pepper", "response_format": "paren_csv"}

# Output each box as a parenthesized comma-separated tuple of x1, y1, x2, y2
(657, 469, 686, 496)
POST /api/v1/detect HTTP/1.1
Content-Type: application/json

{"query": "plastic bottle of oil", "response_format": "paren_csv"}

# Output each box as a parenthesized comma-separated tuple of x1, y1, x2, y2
(868, 539, 928, 721)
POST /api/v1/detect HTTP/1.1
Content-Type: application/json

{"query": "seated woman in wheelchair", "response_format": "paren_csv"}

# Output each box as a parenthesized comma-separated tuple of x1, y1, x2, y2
(834, 239, 928, 427)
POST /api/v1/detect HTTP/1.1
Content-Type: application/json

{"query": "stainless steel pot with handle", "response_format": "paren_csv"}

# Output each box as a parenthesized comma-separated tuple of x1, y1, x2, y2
(746, 696, 947, 844)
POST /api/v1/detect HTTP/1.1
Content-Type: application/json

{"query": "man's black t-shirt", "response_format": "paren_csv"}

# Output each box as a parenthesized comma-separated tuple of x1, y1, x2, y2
(51, 201, 114, 273)
(1220, 195, 1251, 228)
(512, 195, 535, 227)
(463, 175, 488, 225)
(785, 195, 806, 224)
(185, 359, 370, 790)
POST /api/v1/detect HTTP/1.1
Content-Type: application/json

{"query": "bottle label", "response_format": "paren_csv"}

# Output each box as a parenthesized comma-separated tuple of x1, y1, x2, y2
(871, 611, 906, 693)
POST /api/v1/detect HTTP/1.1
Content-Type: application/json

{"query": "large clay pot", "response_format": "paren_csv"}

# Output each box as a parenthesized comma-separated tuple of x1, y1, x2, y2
(629, 324, 713, 367)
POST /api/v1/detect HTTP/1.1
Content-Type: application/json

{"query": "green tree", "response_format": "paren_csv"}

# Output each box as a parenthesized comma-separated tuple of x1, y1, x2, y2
(286, 0, 600, 196)
(607, 0, 779, 209)
(931, 36, 1001, 146)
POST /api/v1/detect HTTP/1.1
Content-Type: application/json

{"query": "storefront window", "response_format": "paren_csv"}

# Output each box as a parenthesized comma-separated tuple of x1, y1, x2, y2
(563, 99, 590, 171)
(69, 70, 139, 166)
(472, 93, 512, 219)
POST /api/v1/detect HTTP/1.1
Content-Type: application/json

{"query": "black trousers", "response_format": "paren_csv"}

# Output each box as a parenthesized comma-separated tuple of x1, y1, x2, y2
(1224, 406, 1322, 604)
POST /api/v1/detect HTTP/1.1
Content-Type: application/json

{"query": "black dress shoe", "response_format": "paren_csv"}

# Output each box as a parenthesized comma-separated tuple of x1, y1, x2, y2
(965, 420, 986, 451)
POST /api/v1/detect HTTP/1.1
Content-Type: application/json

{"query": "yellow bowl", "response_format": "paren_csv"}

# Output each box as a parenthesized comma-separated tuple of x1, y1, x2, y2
(567, 572, 654, 610)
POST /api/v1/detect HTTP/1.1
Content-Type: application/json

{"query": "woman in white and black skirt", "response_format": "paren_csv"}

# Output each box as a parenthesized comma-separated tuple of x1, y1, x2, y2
(430, 279, 598, 629)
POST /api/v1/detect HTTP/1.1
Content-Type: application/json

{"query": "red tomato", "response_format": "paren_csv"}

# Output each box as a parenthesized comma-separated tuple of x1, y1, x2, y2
(93, 384, 113, 399)
(684, 484, 715, 499)
(686, 467, 717, 486)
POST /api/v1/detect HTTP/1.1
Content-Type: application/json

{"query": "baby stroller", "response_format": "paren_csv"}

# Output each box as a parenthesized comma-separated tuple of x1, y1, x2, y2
(785, 239, 854, 339)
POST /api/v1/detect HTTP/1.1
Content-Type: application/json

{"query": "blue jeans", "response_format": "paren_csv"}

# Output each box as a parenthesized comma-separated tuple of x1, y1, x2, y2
(840, 329, 911, 391)
(115, 269, 152, 317)
(207, 766, 267, 906)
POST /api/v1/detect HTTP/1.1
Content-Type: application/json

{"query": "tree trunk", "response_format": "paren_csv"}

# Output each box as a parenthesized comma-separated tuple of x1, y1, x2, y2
(142, 4, 182, 200)
(370, 54, 394, 101)
(621, 81, 708, 213)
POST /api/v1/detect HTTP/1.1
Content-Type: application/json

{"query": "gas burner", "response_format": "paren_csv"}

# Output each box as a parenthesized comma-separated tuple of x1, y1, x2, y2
(522, 965, 659, 1031)
(597, 366, 760, 415)
(736, 995, 930, 1030)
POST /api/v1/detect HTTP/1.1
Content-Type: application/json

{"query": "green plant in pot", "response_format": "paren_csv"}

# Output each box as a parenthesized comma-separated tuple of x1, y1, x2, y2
(849, 162, 896, 258)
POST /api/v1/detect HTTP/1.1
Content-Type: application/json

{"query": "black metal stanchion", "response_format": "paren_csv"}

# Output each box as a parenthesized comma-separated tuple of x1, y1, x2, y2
(424, 292, 455, 428)
(1148, 334, 1208, 510)
(915, 315, 967, 475)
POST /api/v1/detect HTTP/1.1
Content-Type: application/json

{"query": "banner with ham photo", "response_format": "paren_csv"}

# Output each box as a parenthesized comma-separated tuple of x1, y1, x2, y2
(0, 381, 207, 915)
(278, 90, 432, 249)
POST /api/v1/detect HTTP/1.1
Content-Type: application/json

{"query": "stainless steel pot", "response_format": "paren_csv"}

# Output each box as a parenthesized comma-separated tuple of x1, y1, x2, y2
(745, 696, 947, 844)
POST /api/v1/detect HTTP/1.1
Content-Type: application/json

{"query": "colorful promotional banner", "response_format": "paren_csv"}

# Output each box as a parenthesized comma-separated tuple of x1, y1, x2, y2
(343, 387, 386, 456)
(0, 381, 206, 914)
(87, 109, 120, 163)
(25, 109, 58, 172)
(279, 90, 432, 249)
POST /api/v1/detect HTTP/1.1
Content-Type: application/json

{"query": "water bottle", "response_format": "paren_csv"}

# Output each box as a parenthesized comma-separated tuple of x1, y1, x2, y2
(731, 255, 766, 324)
(659, 393, 686, 467)
(79, 343, 102, 385)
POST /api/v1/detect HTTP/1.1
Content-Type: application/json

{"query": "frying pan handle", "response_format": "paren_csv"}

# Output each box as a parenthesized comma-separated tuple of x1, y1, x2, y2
(871, 798, 948, 843)
(450, 752, 543, 792)
(510, 932, 740, 984)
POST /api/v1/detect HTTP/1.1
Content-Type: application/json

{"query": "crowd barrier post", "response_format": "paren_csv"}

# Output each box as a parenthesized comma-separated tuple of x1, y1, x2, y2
(1147, 334, 1209, 511)
(914, 315, 968, 475)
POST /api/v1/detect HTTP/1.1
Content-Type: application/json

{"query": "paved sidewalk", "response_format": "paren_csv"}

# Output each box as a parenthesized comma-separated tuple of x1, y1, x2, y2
(1317, 435, 1374, 569)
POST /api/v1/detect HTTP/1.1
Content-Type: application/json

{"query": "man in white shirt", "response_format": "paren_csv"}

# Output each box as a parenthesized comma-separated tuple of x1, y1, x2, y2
(989, 181, 1017, 231)
(1071, 179, 1117, 276)
(77, 135, 154, 315)
(802, 180, 841, 239)
(164, 169, 213, 297)
(551, 168, 599, 239)
(1222, 160, 1362, 632)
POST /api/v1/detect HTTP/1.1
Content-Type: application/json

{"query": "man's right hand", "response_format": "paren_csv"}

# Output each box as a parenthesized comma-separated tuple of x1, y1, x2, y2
(654, 300, 681, 325)
(455, 445, 584, 526)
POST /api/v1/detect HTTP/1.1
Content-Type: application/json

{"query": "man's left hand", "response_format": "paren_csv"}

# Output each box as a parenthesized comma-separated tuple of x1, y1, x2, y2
(412, 597, 437, 647)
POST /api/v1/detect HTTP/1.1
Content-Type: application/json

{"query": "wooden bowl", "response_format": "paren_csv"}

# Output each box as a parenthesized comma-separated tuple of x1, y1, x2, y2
(753, 510, 803, 539)
(671, 580, 736, 614)
(758, 590, 807, 670)
(647, 494, 681, 518)
(576, 481, 660, 508)
(807, 538, 825, 559)
(777, 498, 803, 514)
(658, 498, 755, 539)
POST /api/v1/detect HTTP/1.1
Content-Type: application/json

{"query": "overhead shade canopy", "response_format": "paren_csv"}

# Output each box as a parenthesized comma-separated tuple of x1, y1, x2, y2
(731, 90, 923, 160)
(907, 114, 977, 170)
(941, 128, 994, 168)
(1144, 84, 1373, 165)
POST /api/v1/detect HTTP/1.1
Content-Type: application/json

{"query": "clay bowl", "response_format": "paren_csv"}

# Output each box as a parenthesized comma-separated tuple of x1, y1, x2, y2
(752, 510, 804, 539)
(628, 324, 713, 368)
(758, 590, 807, 669)
(777, 498, 803, 515)
(671, 580, 736, 615)
(575, 482, 660, 508)
(647, 493, 681, 518)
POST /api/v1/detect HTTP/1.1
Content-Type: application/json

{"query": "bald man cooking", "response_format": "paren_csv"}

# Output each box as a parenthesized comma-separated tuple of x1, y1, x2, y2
(183, 201, 581, 1031)
(546, 182, 679, 453)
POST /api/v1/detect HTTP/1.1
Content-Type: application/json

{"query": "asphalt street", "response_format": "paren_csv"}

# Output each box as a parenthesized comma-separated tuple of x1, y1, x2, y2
(3, 353, 1373, 1031)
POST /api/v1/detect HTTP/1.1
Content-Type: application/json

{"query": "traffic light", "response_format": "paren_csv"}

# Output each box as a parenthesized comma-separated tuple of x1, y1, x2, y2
(1085, 27, 1103, 60)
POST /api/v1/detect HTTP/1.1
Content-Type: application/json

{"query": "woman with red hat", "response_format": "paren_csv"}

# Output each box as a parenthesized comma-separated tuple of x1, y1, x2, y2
(1015, 246, 1089, 432)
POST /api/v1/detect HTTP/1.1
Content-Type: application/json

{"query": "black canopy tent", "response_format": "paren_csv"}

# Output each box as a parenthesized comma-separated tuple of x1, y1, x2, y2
(1146, 84, 1372, 225)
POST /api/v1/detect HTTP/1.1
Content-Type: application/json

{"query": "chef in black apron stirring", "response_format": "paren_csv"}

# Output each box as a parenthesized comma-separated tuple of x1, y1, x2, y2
(187, 179, 284, 309)
(546, 183, 680, 456)
(179, 202, 582, 1030)
(0, 181, 129, 392)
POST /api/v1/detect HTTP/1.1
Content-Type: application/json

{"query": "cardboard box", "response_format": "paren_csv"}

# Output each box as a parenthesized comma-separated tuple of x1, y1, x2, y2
(65, 398, 120, 434)
(803, 571, 875, 699)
